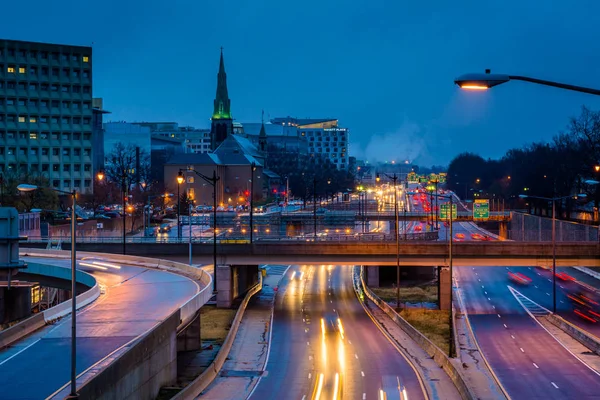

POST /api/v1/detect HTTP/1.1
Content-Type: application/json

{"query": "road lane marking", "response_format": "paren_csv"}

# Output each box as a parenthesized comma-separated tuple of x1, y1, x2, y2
(355, 353, 359, 359)
(546, 293, 550, 296)
(511, 335, 515, 339)
(302, 396, 306, 400)
(482, 285, 485, 289)
(533, 363, 539, 369)
(520, 348, 525, 353)
(363, 393, 367, 400)
(309, 356, 313, 360)
(492, 305, 496, 309)
(551, 382, 559, 389)
(498, 314, 501, 318)
(307, 342, 310, 346)
(361, 371, 365, 377)
(488, 297, 491, 301)
(0, 338, 41, 366)
(308, 373, 311, 379)
(478, 279, 481, 282)
(547, 279, 551, 282)
(503, 324, 508, 328)
(348, 340, 352, 344)
(534, 286, 538, 289)
(484, 291, 487, 295)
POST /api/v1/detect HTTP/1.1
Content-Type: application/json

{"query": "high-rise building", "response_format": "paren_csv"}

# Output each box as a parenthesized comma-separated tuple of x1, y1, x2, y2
(271, 117, 349, 170)
(210, 49, 233, 150)
(0, 39, 94, 193)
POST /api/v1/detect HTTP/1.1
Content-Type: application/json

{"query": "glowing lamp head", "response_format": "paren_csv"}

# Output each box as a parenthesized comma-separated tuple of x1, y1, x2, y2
(455, 71, 510, 90)
(177, 171, 185, 185)
(595, 165, 600, 172)
(96, 171, 105, 181)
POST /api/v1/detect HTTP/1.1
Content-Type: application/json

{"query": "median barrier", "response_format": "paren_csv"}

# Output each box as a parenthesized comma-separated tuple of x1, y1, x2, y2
(172, 273, 263, 400)
(546, 314, 600, 356)
(358, 266, 477, 400)
(0, 263, 98, 350)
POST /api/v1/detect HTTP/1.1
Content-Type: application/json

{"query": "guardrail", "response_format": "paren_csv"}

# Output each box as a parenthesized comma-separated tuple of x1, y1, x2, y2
(0, 263, 99, 350)
(172, 273, 263, 400)
(21, 231, 439, 244)
(545, 314, 600, 356)
(357, 266, 477, 400)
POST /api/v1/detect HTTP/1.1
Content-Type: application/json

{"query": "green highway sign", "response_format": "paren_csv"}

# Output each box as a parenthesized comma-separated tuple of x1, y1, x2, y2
(407, 172, 418, 183)
(439, 203, 457, 219)
(438, 172, 447, 183)
(473, 199, 489, 220)
(419, 175, 428, 183)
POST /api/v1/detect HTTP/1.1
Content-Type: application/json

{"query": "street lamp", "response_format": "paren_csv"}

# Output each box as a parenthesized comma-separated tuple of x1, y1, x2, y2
(377, 173, 400, 310)
(179, 168, 220, 292)
(250, 162, 256, 243)
(313, 177, 318, 240)
(177, 171, 185, 240)
(455, 70, 600, 96)
(18, 183, 79, 398)
(519, 192, 588, 313)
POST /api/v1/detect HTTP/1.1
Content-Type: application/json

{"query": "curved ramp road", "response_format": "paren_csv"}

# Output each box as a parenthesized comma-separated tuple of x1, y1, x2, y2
(251, 265, 427, 400)
(0, 256, 199, 400)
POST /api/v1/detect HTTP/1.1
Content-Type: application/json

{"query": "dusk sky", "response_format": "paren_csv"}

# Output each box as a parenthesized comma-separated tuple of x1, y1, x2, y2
(4, 0, 600, 166)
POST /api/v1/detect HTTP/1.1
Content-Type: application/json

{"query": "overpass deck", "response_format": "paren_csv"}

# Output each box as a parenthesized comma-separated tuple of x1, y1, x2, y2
(41, 241, 600, 267)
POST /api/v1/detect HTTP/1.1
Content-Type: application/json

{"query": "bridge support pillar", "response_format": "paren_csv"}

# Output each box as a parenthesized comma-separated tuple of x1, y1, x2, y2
(216, 265, 234, 308)
(498, 222, 508, 240)
(0, 286, 31, 323)
(366, 266, 380, 287)
(438, 266, 451, 311)
(177, 311, 201, 352)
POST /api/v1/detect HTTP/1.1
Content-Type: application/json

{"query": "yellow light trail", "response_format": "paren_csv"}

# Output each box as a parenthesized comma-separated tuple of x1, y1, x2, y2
(332, 372, 340, 400)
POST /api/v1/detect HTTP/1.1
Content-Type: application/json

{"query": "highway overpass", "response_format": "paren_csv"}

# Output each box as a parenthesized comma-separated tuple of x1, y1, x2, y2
(29, 241, 600, 267)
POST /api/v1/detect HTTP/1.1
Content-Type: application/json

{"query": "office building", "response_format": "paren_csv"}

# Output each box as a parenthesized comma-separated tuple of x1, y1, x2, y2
(0, 39, 94, 193)
(271, 117, 349, 170)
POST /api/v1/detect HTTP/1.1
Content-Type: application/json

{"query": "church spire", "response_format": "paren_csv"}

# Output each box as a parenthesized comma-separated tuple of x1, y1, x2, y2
(212, 47, 231, 120)
(259, 109, 267, 153)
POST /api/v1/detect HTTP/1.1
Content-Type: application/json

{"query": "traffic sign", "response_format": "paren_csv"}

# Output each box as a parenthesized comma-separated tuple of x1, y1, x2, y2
(419, 175, 428, 183)
(438, 172, 447, 183)
(439, 203, 457, 219)
(473, 199, 489, 220)
(407, 172, 418, 183)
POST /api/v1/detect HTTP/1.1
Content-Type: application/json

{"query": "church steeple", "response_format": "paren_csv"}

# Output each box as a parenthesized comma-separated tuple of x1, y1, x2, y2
(258, 110, 267, 153)
(212, 47, 231, 120)
(210, 48, 234, 151)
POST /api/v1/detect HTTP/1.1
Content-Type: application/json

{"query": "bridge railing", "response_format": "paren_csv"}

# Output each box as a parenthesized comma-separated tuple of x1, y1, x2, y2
(21, 231, 439, 244)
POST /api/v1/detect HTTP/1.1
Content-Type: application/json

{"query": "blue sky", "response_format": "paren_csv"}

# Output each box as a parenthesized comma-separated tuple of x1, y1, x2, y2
(4, 0, 600, 166)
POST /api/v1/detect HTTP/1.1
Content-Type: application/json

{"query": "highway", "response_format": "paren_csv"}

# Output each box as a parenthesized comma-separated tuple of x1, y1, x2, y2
(251, 264, 426, 400)
(0, 256, 199, 399)
(408, 189, 600, 398)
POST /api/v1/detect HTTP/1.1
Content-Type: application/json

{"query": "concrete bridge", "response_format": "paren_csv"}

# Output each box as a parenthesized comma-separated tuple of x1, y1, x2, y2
(35, 241, 600, 268)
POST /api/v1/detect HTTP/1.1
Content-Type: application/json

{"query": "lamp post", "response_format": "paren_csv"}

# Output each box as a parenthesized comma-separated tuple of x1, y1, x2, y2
(455, 70, 600, 95)
(179, 168, 220, 292)
(121, 173, 127, 255)
(18, 184, 78, 397)
(177, 172, 184, 240)
(313, 177, 317, 240)
(378, 173, 400, 309)
(519, 193, 588, 312)
(250, 162, 256, 243)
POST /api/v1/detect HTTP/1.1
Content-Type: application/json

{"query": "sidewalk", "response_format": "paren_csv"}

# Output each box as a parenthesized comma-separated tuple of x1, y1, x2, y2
(197, 269, 288, 399)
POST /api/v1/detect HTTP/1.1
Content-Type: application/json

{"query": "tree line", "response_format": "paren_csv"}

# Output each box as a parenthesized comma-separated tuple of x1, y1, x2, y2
(447, 106, 600, 217)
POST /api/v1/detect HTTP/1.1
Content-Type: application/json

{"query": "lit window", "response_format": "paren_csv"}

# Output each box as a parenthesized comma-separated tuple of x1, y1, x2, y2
(7, 67, 15, 73)
(18, 67, 25, 74)
(83, 56, 89, 62)
(18, 116, 25, 123)
(29, 133, 37, 140)
(187, 176, 195, 184)
(29, 117, 36, 123)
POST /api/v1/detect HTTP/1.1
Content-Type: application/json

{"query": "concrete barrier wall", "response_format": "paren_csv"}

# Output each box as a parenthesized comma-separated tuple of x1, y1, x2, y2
(172, 274, 263, 400)
(358, 266, 477, 400)
(546, 314, 600, 356)
(0, 262, 98, 350)
(74, 311, 180, 400)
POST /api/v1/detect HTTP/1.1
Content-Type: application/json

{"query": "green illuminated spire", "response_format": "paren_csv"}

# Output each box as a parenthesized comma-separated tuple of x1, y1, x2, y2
(212, 47, 232, 120)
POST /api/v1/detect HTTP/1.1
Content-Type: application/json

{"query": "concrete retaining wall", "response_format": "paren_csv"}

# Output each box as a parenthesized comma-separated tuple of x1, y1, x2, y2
(546, 314, 600, 356)
(74, 311, 180, 400)
(359, 266, 477, 400)
(172, 274, 263, 400)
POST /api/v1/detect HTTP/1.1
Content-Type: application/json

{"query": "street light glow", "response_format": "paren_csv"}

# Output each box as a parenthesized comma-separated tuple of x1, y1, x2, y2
(459, 84, 489, 90)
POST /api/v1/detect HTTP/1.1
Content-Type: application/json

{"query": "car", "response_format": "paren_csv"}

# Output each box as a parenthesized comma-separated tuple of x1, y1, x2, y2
(471, 233, 484, 240)
(414, 225, 423, 231)
(321, 315, 344, 340)
(158, 223, 171, 233)
(555, 272, 576, 282)
(455, 233, 465, 239)
(508, 271, 532, 285)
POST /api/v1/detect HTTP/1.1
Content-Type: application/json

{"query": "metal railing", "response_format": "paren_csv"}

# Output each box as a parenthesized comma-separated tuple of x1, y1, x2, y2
(22, 231, 440, 244)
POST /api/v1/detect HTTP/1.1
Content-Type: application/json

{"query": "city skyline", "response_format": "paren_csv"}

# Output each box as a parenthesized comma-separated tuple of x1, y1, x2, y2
(2, 1, 600, 167)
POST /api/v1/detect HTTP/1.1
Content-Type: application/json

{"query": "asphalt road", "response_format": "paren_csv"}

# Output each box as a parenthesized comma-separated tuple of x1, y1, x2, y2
(0, 256, 199, 400)
(251, 264, 426, 400)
